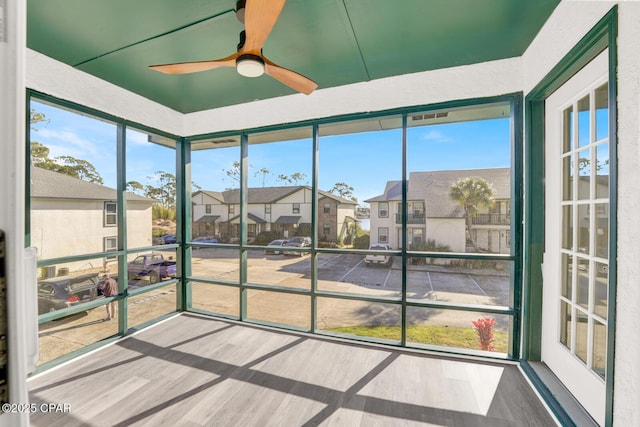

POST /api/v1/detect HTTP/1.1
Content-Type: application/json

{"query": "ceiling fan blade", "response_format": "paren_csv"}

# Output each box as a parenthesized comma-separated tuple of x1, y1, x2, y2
(242, 0, 287, 54)
(264, 57, 317, 95)
(149, 52, 238, 75)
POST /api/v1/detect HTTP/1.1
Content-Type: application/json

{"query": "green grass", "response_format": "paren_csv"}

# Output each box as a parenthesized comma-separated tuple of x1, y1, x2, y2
(327, 324, 509, 353)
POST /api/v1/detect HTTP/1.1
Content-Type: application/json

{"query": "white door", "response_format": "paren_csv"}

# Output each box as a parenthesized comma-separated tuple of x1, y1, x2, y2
(542, 49, 610, 425)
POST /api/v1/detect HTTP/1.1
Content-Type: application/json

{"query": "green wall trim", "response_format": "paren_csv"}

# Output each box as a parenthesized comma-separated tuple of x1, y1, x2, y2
(522, 6, 617, 427)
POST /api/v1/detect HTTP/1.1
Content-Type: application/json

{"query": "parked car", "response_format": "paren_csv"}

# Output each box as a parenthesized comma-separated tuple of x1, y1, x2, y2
(158, 234, 177, 245)
(265, 239, 288, 255)
(193, 236, 218, 244)
(38, 273, 100, 314)
(365, 244, 393, 267)
(282, 236, 311, 256)
(127, 253, 177, 284)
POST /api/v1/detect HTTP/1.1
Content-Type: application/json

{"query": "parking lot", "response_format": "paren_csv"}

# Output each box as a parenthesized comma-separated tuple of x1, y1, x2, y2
(38, 249, 512, 365)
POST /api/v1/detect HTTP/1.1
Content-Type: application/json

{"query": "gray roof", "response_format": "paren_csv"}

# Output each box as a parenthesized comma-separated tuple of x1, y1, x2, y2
(196, 186, 356, 205)
(31, 167, 153, 203)
(274, 216, 302, 224)
(365, 168, 510, 218)
(195, 215, 220, 223)
(226, 213, 267, 224)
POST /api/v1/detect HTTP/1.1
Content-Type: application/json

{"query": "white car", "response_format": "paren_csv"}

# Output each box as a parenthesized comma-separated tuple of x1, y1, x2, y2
(365, 244, 393, 266)
(265, 239, 288, 255)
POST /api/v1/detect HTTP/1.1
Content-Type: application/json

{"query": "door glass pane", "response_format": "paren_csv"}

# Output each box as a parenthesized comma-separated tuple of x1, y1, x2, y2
(562, 206, 573, 250)
(594, 263, 608, 319)
(561, 253, 572, 299)
(575, 309, 589, 364)
(596, 143, 609, 199)
(594, 203, 609, 259)
(562, 106, 573, 153)
(576, 257, 589, 310)
(577, 204, 590, 254)
(562, 154, 573, 201)
(592, 320, 607, 379)
(577, 148, 590, 200)
(595, 83, 608, 142)
(577, 95, 590, 148)
(560, 301, 571, 349)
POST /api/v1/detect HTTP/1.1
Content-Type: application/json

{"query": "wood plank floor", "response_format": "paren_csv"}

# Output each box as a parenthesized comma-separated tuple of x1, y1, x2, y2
(28, 314, 557, 426)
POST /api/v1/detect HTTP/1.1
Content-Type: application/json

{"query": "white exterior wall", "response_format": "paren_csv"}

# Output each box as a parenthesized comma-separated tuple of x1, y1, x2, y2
(192, 193, 226, 222)
(368, 201, 396, 246)
(31, 199, 151, 269)
(427, 218, 466, 253)
(523, 2, 640, 425)
(336, 204, 356, 240)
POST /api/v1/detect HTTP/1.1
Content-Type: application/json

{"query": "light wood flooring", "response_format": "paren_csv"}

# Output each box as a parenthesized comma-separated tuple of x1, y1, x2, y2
(28, 313, 557, 426)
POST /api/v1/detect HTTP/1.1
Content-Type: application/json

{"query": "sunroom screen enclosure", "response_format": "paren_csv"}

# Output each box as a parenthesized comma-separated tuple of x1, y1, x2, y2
(28, 91, 521, 368)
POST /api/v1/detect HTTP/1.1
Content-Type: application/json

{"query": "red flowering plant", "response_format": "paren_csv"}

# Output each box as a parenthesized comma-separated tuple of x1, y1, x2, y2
(472, 317, 496, 351)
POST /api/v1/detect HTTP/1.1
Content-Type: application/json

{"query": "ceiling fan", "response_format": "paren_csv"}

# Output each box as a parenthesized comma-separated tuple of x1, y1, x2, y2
(149, 0, 317, 95)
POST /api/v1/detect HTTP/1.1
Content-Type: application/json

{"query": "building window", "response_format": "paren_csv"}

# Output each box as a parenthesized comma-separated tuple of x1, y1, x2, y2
(265, 204, 271, 214)
(104, 236, 117, 260)
(323, 224, 331, 236)
(505, 231, 511, 248)
(323, 203, 331, 214)
(229, 205, 235, 215)
(292, 203, 300, 214)
(378, 202, 388, 218)
(104, 202, 117, 226)
(413, 201, 424, 215)
(378, 227, 388, 243)
(205, 204, 211, 214)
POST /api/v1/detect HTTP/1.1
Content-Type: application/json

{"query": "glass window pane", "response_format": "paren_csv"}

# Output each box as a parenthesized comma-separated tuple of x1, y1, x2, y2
(247, 128, 312, 246)
(247, 249, 310, 290)
(126, 249, 177, 289)
(191, 282, 239, 318)
(37, 257, 116, 316)
(592, 320, 607, 379)
(128, 284, 177, 329)
(407, 258, 513, 307)
(560, 300, 572, 349)
(595, 203, 609, 259)
(30, 100, 118, 260)
(577, 95, 590, 148)
(575, 309, 589, 364)
(191, 248, 239, 283)
(317, 253, 399, 298)
(126, 128, 176, 249)
(38, 305, 119, 366)
(595, 83, 609, 142)
(317, 297, 401, 341)
(246, 290, 310, 329)
(406, 308, 510, 354)
(407, 102, 511, 255)
(319, 116, 401, 248)
(191, 137, 240, 245)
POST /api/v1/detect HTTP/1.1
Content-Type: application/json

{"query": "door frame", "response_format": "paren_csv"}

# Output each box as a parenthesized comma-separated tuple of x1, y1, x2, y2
(522, 7, 617, 427)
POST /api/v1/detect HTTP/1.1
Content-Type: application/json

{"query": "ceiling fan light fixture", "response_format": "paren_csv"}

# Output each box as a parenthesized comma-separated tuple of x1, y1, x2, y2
(236, 54, 265, 78)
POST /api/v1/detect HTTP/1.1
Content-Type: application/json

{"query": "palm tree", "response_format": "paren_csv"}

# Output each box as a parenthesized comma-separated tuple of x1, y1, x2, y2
(449, 177, 495, 250)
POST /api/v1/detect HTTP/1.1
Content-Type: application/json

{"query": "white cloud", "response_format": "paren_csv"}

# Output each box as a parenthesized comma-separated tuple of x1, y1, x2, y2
(421, 130, 451, 143)
(37, 128, 100, 158)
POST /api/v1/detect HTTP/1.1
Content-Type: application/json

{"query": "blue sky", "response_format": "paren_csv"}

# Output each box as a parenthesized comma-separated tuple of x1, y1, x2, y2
(31, 100, 512, 204)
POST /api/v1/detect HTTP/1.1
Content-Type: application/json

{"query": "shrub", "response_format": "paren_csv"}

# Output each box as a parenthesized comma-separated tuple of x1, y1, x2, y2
(152, 204, 176, 221)
(253, 230, 281, 246)
(353, 233, 370, 249)
(472, 317, 496, 351)
(294, 223, 312, 237)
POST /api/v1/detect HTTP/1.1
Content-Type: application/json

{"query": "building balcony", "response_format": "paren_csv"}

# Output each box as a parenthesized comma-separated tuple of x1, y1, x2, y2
(472, 213, 510, 225)
(395, 213, 426, 224)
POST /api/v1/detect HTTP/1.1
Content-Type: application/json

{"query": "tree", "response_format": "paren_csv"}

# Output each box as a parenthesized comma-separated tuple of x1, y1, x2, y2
(254, 167, 271, 187)
(144, 171, 176, 209)
(30, 110, 105, 184)
(277, 172, 307, 185)
(127, 180, 144, 194)
(329, 182, 357, 202)
(449, 177, 495, 249)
